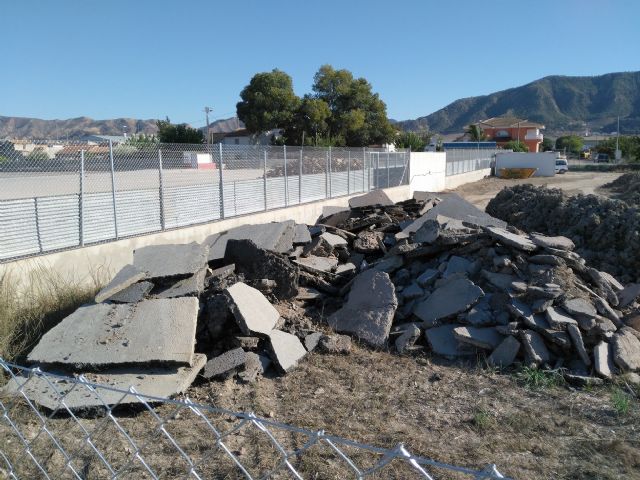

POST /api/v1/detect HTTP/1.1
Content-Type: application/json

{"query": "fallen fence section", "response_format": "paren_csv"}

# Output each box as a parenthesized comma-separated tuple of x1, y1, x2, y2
(0, 359, 508, 479)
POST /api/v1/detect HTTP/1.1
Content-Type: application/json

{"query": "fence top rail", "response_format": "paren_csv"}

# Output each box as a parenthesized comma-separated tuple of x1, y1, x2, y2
(0, 358, 508, 479)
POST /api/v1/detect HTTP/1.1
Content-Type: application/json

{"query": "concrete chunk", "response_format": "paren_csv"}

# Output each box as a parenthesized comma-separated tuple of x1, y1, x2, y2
(414, 278, 484, 327)
(320, 232, 348, 248)
(238, 352, 271, 383)
(424, 324, 474, 357)
(395, 323, 421, 354)
(348, 189, 393, 208)
(618, 283, 640, 308)
(95, 264, 147, 303)
(481, 270, 517, 291)
(206, 222, 295, 261)
(293, 224, 312, 245)
(267, 330, 307, 372)
(453, 327, 504, 350)
(567, 324, 591, 366)
(156, 268, 206, 299)
(304, 332, 324, 352)
(612, 327, 640, 372)
(520, 330, 552, 366)
(225, 282, 279, 336)
(484, 226, 537, 252)
(27, 298, 199, 367)
(530, 233, 575, 251)
(545, 307, 578, 330)
(487, 336, 521, 368)
(1, 354, 207, 410)
(562, 298, 597, 319)
(443, 256, 471, 278)
(203, 348, 246, 379)
(594, 341, 616, 378)
(295, 255, 338, 273)
(107, 281, 154, 304)
(328, 269, 397, 348)
(416, 268, 439, 287)
(134, 243, 208, 280)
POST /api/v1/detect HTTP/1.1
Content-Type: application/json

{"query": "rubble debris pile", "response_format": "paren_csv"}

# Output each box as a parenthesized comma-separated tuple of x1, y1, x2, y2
(486, 183, 640, 282)
(7, 190, 640, 410)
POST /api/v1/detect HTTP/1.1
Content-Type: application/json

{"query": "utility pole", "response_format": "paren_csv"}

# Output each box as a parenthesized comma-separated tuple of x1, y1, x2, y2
(204, 106, 213, 144)
(615, 116, 621, 161)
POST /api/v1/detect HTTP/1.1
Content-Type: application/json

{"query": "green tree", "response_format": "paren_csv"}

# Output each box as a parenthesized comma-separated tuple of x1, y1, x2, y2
(555, 135, 583, 154)
(156, 120, 204, 144)
(540, 137, 555, 152)
(0, 140, 15, 162)
(312, 65, 395, 146)
(394, 131, 431, 151)
(504, 140, 529, 152)
(282, 96, 332, 145)
(236, 69, 300, 134)
(596, 136, 640, 161)
(26, 149, 50, 161)
(466, 125, 486, 141)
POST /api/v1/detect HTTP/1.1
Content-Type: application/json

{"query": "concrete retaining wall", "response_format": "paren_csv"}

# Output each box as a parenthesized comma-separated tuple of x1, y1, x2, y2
(409, 152, 446, 196)
(444, 168, 493, 189)
(495, 152, 557, 177)
(1, 186, 410, 290)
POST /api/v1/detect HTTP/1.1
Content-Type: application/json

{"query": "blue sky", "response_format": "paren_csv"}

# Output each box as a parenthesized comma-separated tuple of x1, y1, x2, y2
(2, 0, 639, 126)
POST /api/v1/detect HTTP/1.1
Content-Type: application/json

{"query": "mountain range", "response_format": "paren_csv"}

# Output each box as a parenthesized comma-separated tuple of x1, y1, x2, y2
(2, 71, 639, 139)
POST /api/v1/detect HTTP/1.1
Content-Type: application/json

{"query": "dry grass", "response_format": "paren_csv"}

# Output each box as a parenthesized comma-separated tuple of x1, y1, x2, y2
(0, 263, 105, 362)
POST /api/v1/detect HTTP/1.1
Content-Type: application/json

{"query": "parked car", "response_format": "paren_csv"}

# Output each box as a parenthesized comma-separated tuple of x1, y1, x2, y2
(555, 158, 569, 174)
(595, 153, 610, 163)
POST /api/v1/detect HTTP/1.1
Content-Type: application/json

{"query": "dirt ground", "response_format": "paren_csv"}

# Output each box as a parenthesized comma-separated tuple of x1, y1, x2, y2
(453, 171, 623, 210)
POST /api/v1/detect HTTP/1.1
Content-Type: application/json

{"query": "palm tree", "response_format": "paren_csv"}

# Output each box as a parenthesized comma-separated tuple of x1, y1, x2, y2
(466, 124, 487, 142)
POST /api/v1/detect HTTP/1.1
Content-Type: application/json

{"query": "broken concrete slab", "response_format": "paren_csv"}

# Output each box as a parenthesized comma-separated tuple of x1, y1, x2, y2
(156, 268, 206, 299)
(2, 354, 207, 410)
(267, 329, 307, 372)
(600, 271, 624, 291)
(424, 193, 507, 229)
(295, 255, 338, 273)
(413, 219, 440, 244)
(27, 298, 199, 367)
(395, 324, 421, 354)
(567, 324, 591, 366)
(372, 255, 403, 273)
(293, 224, 312, 245)
(453, 326, 504, 350)
(354, 231, 384, 253)
(520, 330, 552, 367)
(594, 297, 621, 326)
(206, 222, 295, 262)
(545, 307, 578, 330)
(562, 298, 597, 319)
(618, 283, 640, 308)
(203, 348, 246, 379)
(335, 263, 357, 275)
(443, 256, 472, 278)
(225, 239, 299, 300)
(296, 287, 323, 301)
(348, 189, 393, 208)
(106, 281, 154, 304)
(95, 264, 147, 303)
(487, 336, 521, 368)
(134, 243, 208, 280)
(304, 332, 324, 352)
(424, 324, 474, 357)
(594, 341, 616, 378)
(481, 270, 517, 291)
(238, 352, 271, 383)
(302, 235, 334, 257)
(414, 278, 484, 327)
(318, 334, 352, 354)
(416, 268, 439, 287)
(612, 327, 640, 372)
(327, 269, 397, 348)
(401, 283, 424, 300)
(484, 226, 537, 252)
(225, 282, 280, 336)
(320, 232, 348, 248)
(529, 233, 575, 251)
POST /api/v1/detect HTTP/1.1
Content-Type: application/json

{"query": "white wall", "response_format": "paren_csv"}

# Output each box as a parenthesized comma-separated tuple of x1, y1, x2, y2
(409, 152, 446, 195)
(444, 168, 492, 189)
(495, 152, 557, 177)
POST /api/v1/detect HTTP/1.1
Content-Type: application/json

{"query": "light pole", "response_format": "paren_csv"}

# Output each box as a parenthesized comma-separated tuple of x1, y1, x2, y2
(204, 106, 213, 144)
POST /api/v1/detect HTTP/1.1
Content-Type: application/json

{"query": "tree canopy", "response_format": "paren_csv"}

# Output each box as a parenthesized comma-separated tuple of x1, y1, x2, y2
(394, 131, 431, 151)
(156, 120, 204, 144)
(555, 135, 583, 154)
(465, 125, 486, 142)
(503, 140, 529, 152)
(236, 65, 395, 147)
(596, 136, 640, 162)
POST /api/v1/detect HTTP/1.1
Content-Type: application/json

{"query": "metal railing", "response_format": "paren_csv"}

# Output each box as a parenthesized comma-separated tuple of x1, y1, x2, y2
(0, 143, 409, 262)
(444, 149, 501, 176)
(0, 358, 508, 479)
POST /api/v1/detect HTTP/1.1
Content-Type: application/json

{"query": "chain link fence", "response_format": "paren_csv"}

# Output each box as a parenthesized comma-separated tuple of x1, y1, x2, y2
(444, 149, 501, 176)
(0, 359, 508, 479)
(0, 143, 409, 262)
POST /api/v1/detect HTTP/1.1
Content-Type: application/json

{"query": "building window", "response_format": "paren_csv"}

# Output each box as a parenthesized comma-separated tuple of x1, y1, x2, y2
(495, 130, 510, 138)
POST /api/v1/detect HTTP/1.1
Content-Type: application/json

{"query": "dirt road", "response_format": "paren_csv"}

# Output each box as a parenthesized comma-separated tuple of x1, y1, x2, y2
(453, 171, 623, 209)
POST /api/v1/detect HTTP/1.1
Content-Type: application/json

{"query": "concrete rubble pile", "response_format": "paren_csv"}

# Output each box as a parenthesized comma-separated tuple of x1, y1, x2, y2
(7, 190, 640, 410)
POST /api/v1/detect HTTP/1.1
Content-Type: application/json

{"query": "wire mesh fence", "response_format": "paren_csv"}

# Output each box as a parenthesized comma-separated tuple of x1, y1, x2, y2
(444, 149, 500, 176)
(0, 142, 409, 262)
(0, 358, 508, 479)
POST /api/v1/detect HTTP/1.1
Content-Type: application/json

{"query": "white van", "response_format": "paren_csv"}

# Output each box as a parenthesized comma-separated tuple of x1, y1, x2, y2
(555, 158, 569, 174)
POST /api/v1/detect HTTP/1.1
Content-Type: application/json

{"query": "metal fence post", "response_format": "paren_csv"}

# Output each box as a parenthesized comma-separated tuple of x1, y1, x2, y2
(363, 147, 366, 192)
(109, 139, 119, 239)
(79, 150, 85, 246)
(158, 149, 165, 230)
(325, 150, 329, 198)
(386, 150, 390, 188)
(376, 153, 380, 190)
(34, 197, 43, 253)
(283, 145, 288, 206)
(218, 143, 224, 219)
(328, 146, 332, 198)
(347, 149, 351, 195)
(263, 149, 268, 210)
(298, 148, 303, 204)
